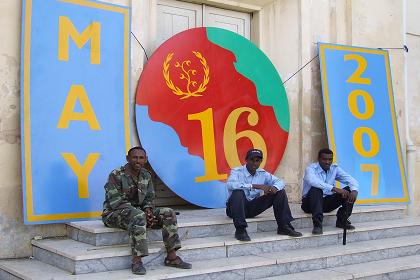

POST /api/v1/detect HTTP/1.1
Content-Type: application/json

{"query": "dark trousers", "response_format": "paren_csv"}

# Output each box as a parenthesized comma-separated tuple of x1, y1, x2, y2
(226, 189, 294, 229)
(301, 186, 354, 227)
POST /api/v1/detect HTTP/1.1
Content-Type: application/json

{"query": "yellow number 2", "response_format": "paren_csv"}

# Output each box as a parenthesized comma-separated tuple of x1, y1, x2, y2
(344, 54, 371, 85)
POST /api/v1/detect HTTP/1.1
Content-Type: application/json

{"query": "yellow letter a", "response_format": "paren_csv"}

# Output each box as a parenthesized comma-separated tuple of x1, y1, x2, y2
(62, 153, 101, 199)
(57, 85, 101, 130)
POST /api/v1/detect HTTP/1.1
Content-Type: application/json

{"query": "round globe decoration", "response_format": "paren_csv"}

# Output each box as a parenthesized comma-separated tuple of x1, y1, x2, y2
(136, 27, 289, 208)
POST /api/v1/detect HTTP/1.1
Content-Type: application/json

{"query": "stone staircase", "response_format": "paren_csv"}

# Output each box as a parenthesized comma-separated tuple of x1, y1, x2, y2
(1, 204, 420, 279)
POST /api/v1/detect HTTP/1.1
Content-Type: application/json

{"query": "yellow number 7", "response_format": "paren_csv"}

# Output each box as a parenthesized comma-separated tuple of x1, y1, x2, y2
(360, 163, 379, 196)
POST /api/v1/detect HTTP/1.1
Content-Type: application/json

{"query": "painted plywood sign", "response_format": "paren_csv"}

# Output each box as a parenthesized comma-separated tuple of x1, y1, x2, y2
(136, 28, 290, 208)
(21, 0, 131, 224)
(319, 43, 409, 204)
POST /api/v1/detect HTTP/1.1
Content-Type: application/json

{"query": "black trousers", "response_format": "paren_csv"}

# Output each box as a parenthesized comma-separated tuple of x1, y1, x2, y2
(226, 189, 294, 229)
(301, 186, 354, 227)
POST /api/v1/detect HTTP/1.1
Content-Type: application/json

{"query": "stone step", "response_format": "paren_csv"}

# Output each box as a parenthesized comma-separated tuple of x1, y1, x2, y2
(67, 204, 406, 246)
(32, 217, 420, 274)
(3, 237, 420, 279)
(260, 254, 420, 280)
(0, 258, 69, 280)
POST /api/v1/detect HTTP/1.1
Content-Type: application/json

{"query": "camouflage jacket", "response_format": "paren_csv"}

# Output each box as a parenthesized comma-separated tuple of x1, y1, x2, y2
(102, 165, 155, 215)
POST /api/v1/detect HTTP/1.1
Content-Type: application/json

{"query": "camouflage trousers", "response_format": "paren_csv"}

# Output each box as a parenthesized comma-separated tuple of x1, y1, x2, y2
(102, 206, 181, 257)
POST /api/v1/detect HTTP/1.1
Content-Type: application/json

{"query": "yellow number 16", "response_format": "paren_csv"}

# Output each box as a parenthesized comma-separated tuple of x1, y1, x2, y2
(188, 107, 267, 183)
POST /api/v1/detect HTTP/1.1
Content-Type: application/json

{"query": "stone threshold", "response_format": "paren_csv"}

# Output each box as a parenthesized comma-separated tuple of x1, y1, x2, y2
(67, 204, 406, 234)
(36, 217, 420, 262)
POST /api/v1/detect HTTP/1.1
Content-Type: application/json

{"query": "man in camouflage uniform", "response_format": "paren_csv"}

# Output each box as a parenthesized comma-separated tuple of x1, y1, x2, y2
(102, 146, 192, 275)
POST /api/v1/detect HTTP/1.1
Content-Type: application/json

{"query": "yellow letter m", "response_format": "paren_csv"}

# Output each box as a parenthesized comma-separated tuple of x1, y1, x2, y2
(58, 16, 101, 64)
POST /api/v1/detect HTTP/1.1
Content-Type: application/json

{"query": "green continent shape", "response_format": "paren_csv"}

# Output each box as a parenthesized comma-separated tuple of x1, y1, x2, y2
(207, 27, 289, 132)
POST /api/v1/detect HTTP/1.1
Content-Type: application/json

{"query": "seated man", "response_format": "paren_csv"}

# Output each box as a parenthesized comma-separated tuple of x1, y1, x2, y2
(301, 148, 359, 235)
(226, 148, 302, 241)
(102, 146, 191, 275)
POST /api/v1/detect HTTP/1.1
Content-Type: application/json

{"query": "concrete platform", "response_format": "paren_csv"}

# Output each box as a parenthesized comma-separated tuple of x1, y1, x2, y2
(32, 217, 420, 274)
(1, 204, 419, 280)
(2, 246, 420, 279)
(261, 254, 420, 280)
(66, 204, 406, 246)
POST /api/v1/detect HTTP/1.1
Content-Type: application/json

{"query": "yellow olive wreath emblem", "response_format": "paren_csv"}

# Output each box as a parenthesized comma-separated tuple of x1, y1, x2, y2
(163, 51, 210, 100)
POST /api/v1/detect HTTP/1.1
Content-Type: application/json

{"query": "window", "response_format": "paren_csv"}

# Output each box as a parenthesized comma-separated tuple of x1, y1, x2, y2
(157, 0, 250, 48)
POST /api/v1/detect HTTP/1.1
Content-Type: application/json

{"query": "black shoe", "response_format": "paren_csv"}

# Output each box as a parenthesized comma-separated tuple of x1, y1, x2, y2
(132, 260, 146, 275)
(336, 222, 355, 230)
(312, 225, 323, 235)
(164, 256, 192, 269)
(277, 224, 303, 237)
(235, 228, 251, 241)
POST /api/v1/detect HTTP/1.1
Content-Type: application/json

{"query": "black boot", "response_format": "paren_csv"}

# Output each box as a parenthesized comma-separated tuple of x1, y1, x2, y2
(312, 216, 323, 235)
(277, 223, 303, 237)
(312, 225, 323, 234)
(235, 228, 251, 241)
(336, 219, 355, 230)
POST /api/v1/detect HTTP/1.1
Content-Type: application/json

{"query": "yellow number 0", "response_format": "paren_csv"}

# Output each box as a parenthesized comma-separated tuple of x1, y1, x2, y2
(188, 107, 267, 183)
(347, 89, 374, 120)
(353, 127, 380, 158)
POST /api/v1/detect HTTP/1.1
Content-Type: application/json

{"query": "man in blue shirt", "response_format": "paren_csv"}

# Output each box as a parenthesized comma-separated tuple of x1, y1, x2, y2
(226, 148, 302, 241)
(301, 148, 359, 235)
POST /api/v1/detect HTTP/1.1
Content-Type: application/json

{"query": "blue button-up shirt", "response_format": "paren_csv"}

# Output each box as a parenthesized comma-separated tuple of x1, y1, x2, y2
(302, 162, 359, 198)
(226, 165, 285, 201)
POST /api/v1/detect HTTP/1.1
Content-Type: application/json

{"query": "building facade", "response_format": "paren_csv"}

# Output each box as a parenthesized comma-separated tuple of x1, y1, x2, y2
(0, 0, 419, 258)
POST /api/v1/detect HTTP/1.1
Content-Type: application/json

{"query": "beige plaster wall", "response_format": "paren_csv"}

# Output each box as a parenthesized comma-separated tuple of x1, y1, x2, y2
(257, 0, 408, 204)
(352, 0, 406, 153)
(258, 0, 348, 202)
(259, 0, 303, 202)
(407, 0, 420, 214)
